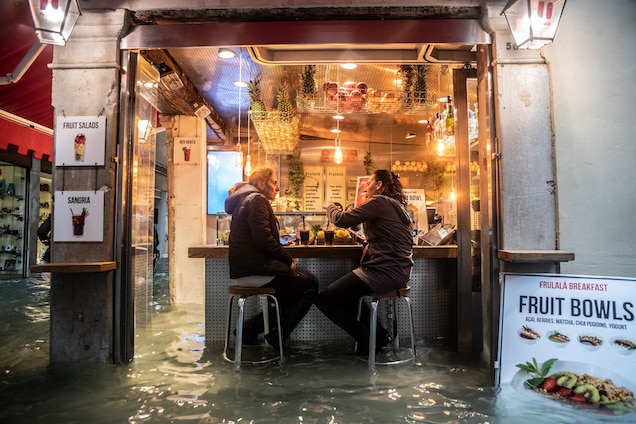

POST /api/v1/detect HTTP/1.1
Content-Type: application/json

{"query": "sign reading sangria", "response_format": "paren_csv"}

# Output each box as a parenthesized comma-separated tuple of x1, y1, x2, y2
(53, 191, 104, 242)
(497, 273, 636, 419)
(54, 116, 106, 166)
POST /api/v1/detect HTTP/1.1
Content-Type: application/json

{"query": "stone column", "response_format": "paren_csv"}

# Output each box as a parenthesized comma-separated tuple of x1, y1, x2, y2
(484, 4, 558, 258)
(165, 115, 207, 304)
(48, 10, 125, 362)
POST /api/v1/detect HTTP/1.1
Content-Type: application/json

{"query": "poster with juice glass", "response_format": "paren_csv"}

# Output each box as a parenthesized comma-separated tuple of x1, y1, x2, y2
(54, 116, 106, 166)
(53, 191, 104, 242)
(496, 273, 636, 419)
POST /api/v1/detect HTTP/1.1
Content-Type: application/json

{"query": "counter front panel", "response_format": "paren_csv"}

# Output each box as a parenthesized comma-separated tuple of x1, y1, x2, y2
(196, 245, 457, 346)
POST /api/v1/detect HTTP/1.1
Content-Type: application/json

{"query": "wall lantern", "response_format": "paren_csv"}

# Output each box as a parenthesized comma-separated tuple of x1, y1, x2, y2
(501, 0, 566, 49)
(28, 0, 81, 46)
(157, 62, 184, 91)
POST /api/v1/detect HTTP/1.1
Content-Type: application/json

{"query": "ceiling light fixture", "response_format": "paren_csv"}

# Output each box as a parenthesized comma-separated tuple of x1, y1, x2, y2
(405, 132, 416, 139)
(333, 114, 345, 120)
(233, 80, 247, 88)
(191, 100, 211, 119)
(218, 48, 236, 59)
(28, 0, 81, 46)
(157, 62, 184, 91)
(340, 63, 357, 70)
(501, 0, 567, 49)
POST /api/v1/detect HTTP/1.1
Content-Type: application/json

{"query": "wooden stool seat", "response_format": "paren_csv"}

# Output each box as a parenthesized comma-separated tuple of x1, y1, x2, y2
(223, 285, 284, 368)
(357, 285, 416, 371)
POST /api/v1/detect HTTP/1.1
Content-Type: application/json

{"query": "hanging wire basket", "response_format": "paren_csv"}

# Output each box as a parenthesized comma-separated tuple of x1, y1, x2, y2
(251, 112, 300, 154)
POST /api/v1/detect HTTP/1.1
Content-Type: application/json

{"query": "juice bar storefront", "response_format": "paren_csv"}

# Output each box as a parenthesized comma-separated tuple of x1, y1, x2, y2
(120, 17, 494, 354)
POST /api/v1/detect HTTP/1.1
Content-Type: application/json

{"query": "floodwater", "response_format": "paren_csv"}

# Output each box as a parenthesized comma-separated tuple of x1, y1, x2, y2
(0, 262, 627, 423)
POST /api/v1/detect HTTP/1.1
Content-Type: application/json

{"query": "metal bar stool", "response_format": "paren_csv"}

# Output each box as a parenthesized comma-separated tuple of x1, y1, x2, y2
(223, 285, 285, 369)
(356, 286, 416, 371)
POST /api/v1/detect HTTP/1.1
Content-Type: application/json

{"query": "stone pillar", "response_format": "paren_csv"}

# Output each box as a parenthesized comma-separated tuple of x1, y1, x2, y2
(484, 5, 558, 256)
(48, 10, 125, 362)
(165, 116, 206, 304)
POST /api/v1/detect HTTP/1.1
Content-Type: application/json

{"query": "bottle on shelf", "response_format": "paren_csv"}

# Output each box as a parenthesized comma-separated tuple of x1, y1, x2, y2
(445, 96, 454, 135)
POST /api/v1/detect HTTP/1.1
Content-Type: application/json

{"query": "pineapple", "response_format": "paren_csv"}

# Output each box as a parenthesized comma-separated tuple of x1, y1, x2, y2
(276, 81, 294, 123)
(247, 76, 267, 120)
(414, 65, 428, 105)
(398, 65, 415, 108)
(298, 65, 318, 112)
(299, 65, 318, 97)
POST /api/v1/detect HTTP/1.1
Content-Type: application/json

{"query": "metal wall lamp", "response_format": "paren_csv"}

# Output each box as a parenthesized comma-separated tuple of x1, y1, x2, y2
(501, 0, 566, 49)
(157, 62, 184, 91)
(28, 0, 81, 46)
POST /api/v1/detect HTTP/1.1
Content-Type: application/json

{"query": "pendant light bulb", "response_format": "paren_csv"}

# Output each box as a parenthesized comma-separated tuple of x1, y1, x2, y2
(437, 139, 444, 156)
(334, 136, 343, 165)
(245, 154, 252, 176)
(234, 144, 243, 168)
(334, 147, 343, 165)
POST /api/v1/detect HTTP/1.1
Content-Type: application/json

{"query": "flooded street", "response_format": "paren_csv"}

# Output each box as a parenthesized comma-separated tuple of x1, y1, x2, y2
(0, 263, 624, 423)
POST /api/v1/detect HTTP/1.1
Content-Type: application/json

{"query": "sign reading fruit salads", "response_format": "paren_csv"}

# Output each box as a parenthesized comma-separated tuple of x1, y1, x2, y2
(55, 116, 106, 166)
(497, 273, 636, 418)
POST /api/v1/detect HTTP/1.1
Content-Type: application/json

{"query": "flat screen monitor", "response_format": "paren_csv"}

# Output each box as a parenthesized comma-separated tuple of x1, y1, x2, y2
(207, 151, 243, 215)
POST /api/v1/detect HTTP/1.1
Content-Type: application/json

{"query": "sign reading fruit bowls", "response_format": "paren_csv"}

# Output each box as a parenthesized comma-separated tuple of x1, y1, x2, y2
(497, 273, 636, 418)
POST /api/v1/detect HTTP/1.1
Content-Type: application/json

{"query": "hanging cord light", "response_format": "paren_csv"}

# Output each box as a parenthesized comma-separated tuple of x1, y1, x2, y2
(245, 110, 252, 176)
(333, 65, 344, 165)
(234, 50, 244, 168)
(333, 117, 343, 165)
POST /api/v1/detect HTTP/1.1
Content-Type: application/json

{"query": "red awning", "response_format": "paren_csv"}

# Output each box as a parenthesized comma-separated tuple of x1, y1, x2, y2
(0, 118, 52, 160)
(0, 1, 54, 161)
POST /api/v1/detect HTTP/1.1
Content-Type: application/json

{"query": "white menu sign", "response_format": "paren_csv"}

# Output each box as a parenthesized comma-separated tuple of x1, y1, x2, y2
(53, 190, 104, 242)
(325, 166, 346, 206)
(497, 273, 636, 386)
(55, 116, 106, 166)
(302, 166, 323, 212)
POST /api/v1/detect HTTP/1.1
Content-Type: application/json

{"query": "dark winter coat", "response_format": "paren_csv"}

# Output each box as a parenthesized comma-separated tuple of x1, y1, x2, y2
(224, 183, 293, 279)
(326, 195, 414, 292)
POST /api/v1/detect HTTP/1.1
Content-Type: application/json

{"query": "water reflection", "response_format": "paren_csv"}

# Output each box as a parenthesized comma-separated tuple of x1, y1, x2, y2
(5, 265, 608, 423)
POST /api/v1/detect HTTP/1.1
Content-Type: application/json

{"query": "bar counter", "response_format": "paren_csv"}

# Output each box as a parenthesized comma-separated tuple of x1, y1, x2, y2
(191, 244, 458, 347)
(188, 244, 457, 259)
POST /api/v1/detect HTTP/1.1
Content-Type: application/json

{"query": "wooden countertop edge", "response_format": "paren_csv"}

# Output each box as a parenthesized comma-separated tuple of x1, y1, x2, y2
(188, 245, 457, 259)
(31, 261, 118, 273)
(498, 249, 575, 263)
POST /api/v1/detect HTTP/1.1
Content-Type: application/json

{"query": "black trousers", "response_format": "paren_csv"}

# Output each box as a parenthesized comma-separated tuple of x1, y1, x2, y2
(314, 271, 390, 351)
(242, 270, 318, 343)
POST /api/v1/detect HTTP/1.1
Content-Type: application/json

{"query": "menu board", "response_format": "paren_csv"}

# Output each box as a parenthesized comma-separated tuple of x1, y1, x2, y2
(497, 273, 636, 418)
(498, 272, 636, 383)
(403, 189, 428, 234)
(174, 136, 199, 165)
(325, 166, 347, 206)
(55, 116, 106, 166)
(53, 190, 104, 242)
(303, 166, 323, 212)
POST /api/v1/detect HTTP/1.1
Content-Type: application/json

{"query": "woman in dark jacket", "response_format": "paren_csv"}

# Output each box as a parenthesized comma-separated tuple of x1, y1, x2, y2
(316, 169, 414, 356)
(225, 167, 318, 348)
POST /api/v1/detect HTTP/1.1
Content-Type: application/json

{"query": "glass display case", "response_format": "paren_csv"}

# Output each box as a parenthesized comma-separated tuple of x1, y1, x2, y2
(0, 164, 26, 277)
(38, 175, 52, 263)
